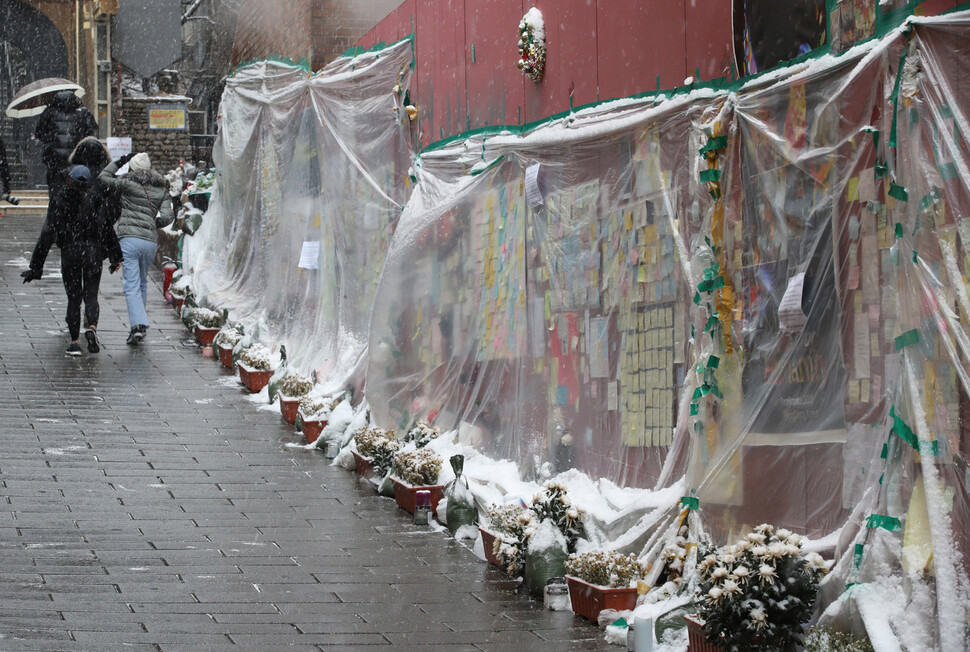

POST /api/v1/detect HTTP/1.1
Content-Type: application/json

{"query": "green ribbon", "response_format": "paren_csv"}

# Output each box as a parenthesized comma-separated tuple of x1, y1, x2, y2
(698, 136, 728, 155)
(888, 182, 908, 202)
(699, 168, 721, 183)
(706, 356, 720, 370)
(894, 329, 919, 351)
(866, 514, 901, 532)
(888, 404, 938, 455)
(874, 160, 889, 178)
(681, 496, 700, 510)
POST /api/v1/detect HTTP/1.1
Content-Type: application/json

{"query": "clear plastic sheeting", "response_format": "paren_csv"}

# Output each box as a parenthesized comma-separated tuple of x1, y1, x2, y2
(362, 15, 969, 649)
(183, 38, 415, 392)
(187, 13, 970, 649)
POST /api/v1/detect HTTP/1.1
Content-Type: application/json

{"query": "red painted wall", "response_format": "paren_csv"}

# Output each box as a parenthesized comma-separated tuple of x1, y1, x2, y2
(356, 1, 737, 149)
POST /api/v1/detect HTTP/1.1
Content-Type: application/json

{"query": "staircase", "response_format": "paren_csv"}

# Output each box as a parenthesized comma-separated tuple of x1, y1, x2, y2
(1, 190, 49, 215)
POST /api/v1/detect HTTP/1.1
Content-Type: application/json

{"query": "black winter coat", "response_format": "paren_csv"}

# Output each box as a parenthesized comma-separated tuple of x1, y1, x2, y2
(0, 137, 9, 195)
(33, 91, 98, 171)
(28, 183, 123, 273)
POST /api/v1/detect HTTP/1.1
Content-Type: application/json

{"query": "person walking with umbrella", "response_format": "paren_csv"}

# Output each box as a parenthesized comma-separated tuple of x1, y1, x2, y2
(98, 152, 175, 345)
(21, 165, 123, 356)
(32, 90, 97, 198)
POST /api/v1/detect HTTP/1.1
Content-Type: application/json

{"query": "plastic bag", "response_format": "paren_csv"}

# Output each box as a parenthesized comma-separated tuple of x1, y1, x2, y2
(181, 211, 203, 236)
(523, 519, 569, 599)
(445, 454, 478, 535)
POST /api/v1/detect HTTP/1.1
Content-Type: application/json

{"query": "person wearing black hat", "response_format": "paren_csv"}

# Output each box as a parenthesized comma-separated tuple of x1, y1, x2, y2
(22, 165, 123, 356)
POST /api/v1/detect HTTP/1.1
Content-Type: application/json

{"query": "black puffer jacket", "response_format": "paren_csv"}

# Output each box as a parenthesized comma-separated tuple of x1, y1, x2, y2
(28, 182, 123, 273)
(33, 91, 98, 171)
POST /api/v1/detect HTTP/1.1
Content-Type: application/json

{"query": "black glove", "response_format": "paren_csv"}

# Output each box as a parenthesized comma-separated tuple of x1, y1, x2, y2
(116, 153, 135, 167)
(21, 269, 41, 283)
(109, 261, 121, 274)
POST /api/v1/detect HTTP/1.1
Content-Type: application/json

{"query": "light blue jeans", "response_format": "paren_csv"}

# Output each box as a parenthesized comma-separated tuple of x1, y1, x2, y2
(120, 237, 158, 330)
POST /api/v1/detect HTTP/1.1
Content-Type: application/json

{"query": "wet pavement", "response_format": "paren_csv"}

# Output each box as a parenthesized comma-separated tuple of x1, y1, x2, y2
(0, 209, 610, 651)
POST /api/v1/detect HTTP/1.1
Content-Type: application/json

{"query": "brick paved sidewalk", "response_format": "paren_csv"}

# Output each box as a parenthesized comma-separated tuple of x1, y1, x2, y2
(0, 210, 609, 651)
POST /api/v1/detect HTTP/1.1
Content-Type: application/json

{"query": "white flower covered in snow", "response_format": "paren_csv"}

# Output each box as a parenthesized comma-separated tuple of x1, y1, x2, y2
(720, 552, 737, 565)
(752, 545, 769, 558)
(806, 552, 829, 571)
(766, 542, 788, 559)
(746, 532, 767, 544)
(711, 566, 729, 581)
(758, 564, 777, 584)
(776, 528, 793, 540)
(732, 565, 751, 582)
(748, 606, 768, 630)
(707, 587, 724, 602)
(722, 579, 741, 596)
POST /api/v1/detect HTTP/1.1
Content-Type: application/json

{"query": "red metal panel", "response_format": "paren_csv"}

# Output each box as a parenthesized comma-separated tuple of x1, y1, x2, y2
(425, 0, 465, 146)
(542, 0, 599, 115)
(919, 0, 960, 16)
(597, 0, 687, 100)
(464, 0, 526, 131)
(686, 0, 736, 82)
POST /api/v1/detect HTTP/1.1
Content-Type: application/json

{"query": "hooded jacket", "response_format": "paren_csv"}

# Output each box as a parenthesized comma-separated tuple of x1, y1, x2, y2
(28, 181, 123, 273)
(98, 160, 175, 242)
(33, 91, 98, 170)
(68, 137, 111, 177)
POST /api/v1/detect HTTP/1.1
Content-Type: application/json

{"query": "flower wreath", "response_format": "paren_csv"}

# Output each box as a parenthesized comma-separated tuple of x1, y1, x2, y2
(517, 8, 546, 83)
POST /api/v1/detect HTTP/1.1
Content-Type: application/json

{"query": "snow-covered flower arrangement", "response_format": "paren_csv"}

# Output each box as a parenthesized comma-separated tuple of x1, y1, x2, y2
(299, 395, 339, 420)
(239, 344, 272, 371)
(565, 550, 646, 589)
(214, 326, 243, 348)
(192, 307, 224, 329)
(391, 448, 443, 487)
(353, 426, 400, 478)
(277, 372, 313, 399)
(804, 626, 874, 652)
(530, 481, 586, 552)
(403, 420, 439, 448)
(696, 524, 830, 651)
(169, 274, 192, 298)
(488, 482, 586, 577)
(516, 8, 546, 83)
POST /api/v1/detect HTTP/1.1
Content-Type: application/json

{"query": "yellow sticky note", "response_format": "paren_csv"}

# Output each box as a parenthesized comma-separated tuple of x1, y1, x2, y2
(625, 211, 633, 230)
(847, 177, 859, 201)
(637, 266, 647, 282)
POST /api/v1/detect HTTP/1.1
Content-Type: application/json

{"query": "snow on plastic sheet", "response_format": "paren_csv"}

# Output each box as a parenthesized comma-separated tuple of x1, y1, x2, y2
(183, 39, 414, 390)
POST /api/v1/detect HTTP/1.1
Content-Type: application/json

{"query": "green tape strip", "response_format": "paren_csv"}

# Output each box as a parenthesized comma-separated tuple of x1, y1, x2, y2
(866, 514, 901, 531)
(919, 188, 940, 212)
(864, 127, 880, 151)
(875, 160, 889, 178)
(706, 356, 720, 369)
(894, 222, 903, 238)
(699, 136, 728, 155)
(888, 404, 937, 455)
(699, 168, 722, 183)
(888, 182, 908, 202)
(681, 496, 700, 510)
(853, 543, 864, 568)
(690, 403, 699, 416)
(888, 48, 908, 149)
(894, 329, 919, 351)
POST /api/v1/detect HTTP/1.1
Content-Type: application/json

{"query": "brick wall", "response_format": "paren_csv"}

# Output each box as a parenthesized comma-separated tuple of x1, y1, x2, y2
(231, 0, 312, 68)
(116, 98, 191, 173)
(310, 0, 404, 67)
(231, 0, 403, 71)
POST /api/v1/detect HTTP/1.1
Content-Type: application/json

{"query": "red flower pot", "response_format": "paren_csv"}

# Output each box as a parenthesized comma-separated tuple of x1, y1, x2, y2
(238, 362, 273, 393)
(194, 324, 220, 346)
(301, 417, 327, 444)
(217, 344, 234, 369)
(565, 575, 638, 622)
(479, 527, 504, 569)
(163, 263, 178, 296)
(279, 395, 301, 424)
(351, 450, 376, 481)
(391, 477, 444, 515)
(685, 615, 724, 652)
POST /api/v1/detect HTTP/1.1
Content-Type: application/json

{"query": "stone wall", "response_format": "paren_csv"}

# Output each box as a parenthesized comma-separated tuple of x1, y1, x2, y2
(116, 97, 191, 173)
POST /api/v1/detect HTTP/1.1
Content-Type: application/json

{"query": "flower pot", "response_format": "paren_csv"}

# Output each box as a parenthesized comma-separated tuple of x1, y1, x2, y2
(173, 297, 185, 316)
(301, 417, 327, 444)
(565, 575, 638, 622)
(685, 615, 724, 652)
(238, 362, 273, 393)
(194, 324, 220, 346)
(479, 527, 504, 569)
(390, 476, 444, 515)
(351, 450, 376, 481)
(217, 344, 234, 369)
(279, 395, 301, 424)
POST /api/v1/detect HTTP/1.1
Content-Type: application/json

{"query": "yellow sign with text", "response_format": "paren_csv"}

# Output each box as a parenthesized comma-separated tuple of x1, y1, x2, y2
(148, 104, 187, 131)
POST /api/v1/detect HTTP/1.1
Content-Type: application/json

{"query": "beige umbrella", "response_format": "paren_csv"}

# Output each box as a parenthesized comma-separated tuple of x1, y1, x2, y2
(5, 78, 85, 118)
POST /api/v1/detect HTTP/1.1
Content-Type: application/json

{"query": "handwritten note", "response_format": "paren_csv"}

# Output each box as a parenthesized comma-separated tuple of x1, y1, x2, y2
(778, 272, 808, 333)
(525, 163, 544, 212)
(298, 241, 320, 270)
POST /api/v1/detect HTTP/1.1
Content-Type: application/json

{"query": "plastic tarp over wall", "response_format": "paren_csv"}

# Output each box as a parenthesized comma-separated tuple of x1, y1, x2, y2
(183, 38, 415, 388)
(364, 14, 970, 647)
